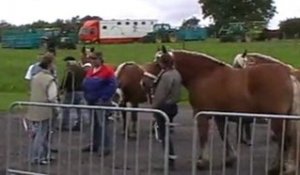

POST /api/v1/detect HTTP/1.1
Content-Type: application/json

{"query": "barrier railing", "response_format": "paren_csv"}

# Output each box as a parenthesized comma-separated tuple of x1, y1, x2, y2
(192, 111, 300, 175)
(6, 101, 170, 175)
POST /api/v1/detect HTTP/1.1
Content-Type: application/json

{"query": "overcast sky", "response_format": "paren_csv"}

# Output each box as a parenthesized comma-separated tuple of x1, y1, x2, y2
(1, 0, 300, 29)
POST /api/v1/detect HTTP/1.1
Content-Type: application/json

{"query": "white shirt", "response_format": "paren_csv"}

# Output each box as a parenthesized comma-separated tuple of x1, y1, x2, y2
(47, 80, 58, 103)
(92, 66, 101, 74)
(24, 64, 34, 80)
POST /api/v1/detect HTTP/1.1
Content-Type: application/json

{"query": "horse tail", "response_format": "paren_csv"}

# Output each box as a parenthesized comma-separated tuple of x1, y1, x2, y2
(285, 75, 300, 171)
(113, 62, 137, 106)
(114, 61, 136, 78)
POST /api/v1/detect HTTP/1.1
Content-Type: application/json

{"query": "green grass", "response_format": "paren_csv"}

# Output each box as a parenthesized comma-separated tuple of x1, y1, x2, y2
(0, 92, 28, 110)
(1, 39, 300, 111)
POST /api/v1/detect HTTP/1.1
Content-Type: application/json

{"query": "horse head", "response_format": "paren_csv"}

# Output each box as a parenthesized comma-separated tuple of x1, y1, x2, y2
(80, 46, 95, 64)
(154, 45, 174, 64)
(140, 62, 163, 96)
(233, 50, 256, 68)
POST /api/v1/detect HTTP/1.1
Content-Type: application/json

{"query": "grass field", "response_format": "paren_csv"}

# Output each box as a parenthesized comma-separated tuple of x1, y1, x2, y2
(1, 39, 300, 111)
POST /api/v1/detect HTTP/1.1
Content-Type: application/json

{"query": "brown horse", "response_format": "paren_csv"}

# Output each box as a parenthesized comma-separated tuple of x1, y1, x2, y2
(152, 45, 300, 174)
(114, 61, 162, 137)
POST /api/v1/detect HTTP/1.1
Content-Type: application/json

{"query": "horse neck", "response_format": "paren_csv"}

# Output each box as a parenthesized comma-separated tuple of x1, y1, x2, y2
(143, 63, 161, 75)
(80, 55, 89, 64)
(249, 55, 287, 67)
(253, 57, 275, 64)
(173, 52, 226, 86)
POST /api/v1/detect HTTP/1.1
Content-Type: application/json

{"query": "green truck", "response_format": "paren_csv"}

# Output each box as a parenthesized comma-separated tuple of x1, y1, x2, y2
(142, 23, 207, 43)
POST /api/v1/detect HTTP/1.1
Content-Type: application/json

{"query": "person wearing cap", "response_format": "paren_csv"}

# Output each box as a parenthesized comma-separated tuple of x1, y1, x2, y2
(81, 51, 117, 156)
(60, 56, 86, 131)
(25, 52, 57, 83)
(26, 54, 58, 165)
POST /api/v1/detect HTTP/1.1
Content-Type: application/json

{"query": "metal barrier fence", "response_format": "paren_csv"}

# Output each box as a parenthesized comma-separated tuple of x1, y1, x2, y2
(5, 101, 170, 175)
(192, 111, 300, 175)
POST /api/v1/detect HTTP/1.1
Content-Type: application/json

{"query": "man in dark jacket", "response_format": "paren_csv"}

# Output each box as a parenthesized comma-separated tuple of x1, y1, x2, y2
(60, 56, 86, 131)
(82, 52, 117, 156)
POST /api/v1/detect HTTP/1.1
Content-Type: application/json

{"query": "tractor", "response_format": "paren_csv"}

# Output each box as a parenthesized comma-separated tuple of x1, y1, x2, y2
(142, 23, 178, 43)
(142, 23, 207, 43)
(218, 21, 267, 42)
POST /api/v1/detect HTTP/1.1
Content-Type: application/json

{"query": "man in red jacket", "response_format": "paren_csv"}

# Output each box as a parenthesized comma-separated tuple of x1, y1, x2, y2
(82, 52, 117, 156)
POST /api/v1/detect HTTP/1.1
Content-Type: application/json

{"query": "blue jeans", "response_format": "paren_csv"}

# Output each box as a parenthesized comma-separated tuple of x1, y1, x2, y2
(88, 100, 111, 151)
(62, 91, 83, 128)
(29, 119, 51, 162)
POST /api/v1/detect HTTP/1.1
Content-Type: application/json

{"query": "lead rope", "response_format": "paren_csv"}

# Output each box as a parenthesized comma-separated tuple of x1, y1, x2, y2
(151, 69, 166, 142)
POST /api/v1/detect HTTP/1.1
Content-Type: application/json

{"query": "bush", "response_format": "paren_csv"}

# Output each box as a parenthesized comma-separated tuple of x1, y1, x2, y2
(279, 18, 300, 39)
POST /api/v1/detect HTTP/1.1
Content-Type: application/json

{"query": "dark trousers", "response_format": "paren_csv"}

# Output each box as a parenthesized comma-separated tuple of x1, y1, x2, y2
(154, 103, 178, 157)
(62, 91, 83, 128)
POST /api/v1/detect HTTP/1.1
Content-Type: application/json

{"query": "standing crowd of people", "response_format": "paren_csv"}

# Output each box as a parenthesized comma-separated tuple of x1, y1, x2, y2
(24, 47, 182, 168)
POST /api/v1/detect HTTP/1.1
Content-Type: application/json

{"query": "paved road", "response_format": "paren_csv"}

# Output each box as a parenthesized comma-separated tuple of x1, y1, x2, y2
(1, 105, 278, 175)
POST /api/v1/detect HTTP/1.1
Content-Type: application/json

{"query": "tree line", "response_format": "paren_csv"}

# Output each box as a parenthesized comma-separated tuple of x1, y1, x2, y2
(1, 2, 300, 40)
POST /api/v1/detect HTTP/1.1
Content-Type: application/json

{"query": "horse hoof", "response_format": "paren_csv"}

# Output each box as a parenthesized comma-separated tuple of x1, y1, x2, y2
(225, 156, 237, 167)
(283, 164, 296, 175)
(241, 139, 252, 146)
(197, 159, 209, 170)
(271, 135, 278, 142)
(128, 133, 137, 139)
(169, 159, 176, 171)
(268, 165, 280, 175)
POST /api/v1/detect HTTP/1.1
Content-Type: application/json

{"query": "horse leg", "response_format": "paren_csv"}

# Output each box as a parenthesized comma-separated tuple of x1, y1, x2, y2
(129, 103, 138, 139)
(236, 119, 252, 146)
(236, 121, 242, 145)
(121, 101, 127, 135)
(215, 117, 237, 167)
(268, 119, 296, 175)
(282, 121, 300, 175)
(243, 121, 252, 146)
(268, 119, 284, 175)
(196, 116, 210, 169)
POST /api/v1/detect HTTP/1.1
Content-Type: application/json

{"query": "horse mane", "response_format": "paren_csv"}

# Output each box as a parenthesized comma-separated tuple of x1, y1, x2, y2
(174, 50, 232, 67)
(248, 53, 294, 69)
(114, 61, 137, 77)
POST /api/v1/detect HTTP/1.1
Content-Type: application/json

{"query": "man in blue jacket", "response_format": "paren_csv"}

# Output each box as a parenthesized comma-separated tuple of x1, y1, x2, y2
(82, 51, 117, 156)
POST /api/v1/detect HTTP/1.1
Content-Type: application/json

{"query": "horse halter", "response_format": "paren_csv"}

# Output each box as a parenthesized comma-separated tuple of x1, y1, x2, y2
(140, 69, 165, 104)
(154, 51, 174, 62)
(143, 71, 158, 81)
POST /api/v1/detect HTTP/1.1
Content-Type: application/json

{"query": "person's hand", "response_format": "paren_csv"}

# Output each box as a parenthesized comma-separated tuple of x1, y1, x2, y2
(59, 90, 64, 95)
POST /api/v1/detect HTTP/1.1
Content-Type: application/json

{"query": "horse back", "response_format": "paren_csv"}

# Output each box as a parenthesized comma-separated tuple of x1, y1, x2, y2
(246, 64, 293, 112)
(189, 64, 293, 114)
(117, 64, 147, 103)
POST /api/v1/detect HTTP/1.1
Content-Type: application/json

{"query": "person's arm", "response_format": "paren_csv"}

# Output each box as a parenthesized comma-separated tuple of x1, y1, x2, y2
(25, 65, 34, 94)
(60, 71, 72, 93)
(152, 73, 172, 109)
(103, 77, 118, 101)
(47, 80, 58, 103)
(25, 65, 33, 80)
(101, 70, 118, 102)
